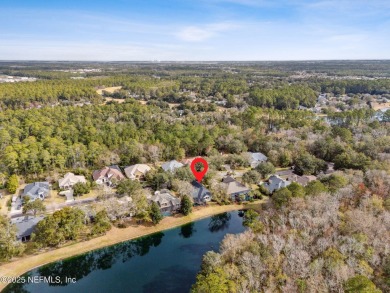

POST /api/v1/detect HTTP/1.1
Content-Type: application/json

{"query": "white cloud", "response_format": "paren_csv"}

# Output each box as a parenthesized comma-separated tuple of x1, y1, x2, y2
(175, 22, 239, 42)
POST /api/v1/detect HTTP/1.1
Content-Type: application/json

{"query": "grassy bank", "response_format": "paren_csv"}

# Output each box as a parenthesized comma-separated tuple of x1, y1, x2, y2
(0, 202, 262, 291)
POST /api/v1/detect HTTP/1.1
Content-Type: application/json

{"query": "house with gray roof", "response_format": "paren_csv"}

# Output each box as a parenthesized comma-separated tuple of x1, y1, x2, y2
(161, 160, 184, 172)
(191, 181, 212, 204)
(22, 182, 50, 201)
(149, 190, 181, 215)
(11, 215, 44, 242)
(222, 176, 251, 200)
(286, 174, 317, 187)
(244, 152, 268, 168)
(263, 175, 291, 193)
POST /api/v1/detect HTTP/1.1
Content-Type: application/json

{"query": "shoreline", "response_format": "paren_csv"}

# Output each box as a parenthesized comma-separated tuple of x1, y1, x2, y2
(0, 203, 250, 291)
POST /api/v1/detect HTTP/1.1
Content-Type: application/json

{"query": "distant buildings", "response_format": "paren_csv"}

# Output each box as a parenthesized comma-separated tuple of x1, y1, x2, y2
(0, 75, 36, 83)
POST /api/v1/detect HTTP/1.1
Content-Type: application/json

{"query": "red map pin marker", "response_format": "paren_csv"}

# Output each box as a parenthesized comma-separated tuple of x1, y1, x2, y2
(190, 157, 209, 182)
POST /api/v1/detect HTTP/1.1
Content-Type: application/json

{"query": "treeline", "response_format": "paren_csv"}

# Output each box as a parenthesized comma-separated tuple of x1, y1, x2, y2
(306, 78, 390, 95)
(0, 76, 179, 109)
(0, 103, 387, 184)
(246, 85, 317, 109)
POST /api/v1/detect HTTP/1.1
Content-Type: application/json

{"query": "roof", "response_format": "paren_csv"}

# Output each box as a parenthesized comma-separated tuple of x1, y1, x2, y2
(161, 160, 184, 172)
(276, 169, 294, 177)
(263, 175, 291, 193)
(58, 172, 86, 187)
(191, 181, 212, 203)
(286, 174, 317, 186)
(124, 164, 151, 179)
(224, 180, 251, 195)
(150, 190, 181, 208)
(222, 176, 236, 183)
(245, 152, 268, 163)
(22, 182, 50, 200)
(11, 216, 45, 239)
(93, 165, 125, 181)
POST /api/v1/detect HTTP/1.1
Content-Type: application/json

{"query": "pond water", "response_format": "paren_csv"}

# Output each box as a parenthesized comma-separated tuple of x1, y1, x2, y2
(4, 211, 245, 293)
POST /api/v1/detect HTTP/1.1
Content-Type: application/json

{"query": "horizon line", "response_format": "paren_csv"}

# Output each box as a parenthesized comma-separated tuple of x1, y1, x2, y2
(0, 59, 390, 63)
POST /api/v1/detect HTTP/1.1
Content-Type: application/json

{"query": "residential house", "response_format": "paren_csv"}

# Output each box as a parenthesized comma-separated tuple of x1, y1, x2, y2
(244, 152, 268, 168)
(58, 172, 87, 189)
(148, 190, 181, 215)
(124, 164, 151, 180)
(161, 160, 184, 172)
(93, 165, 125, 186)
(191, 181, 212, 204)
(286, 174, 317, 186)
(22, 182, 50, 201)
(11, 215, 44, 242)
(222, 176, 251, 200)
(263, 175, 291, 193)
(276, 169, 295, 177)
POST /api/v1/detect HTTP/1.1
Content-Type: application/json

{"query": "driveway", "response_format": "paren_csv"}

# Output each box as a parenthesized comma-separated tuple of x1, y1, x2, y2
(60, 189, 74, 202)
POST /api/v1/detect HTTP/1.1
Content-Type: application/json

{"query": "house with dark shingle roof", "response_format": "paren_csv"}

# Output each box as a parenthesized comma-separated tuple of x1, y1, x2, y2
(93, 165, 125, 186)
(148, 190, 181, 215)
(191, 181, 212, 204)
(22, 182, 50, 201)
(222, 176, 251, 200)
(11, 215, 44, 242)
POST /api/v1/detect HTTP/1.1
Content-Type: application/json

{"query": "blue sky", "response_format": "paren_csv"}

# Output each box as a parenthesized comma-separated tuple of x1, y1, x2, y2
(1, 0, 389, 60)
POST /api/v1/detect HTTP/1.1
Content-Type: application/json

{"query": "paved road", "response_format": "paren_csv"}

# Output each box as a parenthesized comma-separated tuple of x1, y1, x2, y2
(10, 197, 97, 218)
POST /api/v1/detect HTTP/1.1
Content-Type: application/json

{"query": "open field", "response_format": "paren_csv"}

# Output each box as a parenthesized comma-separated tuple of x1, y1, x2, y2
(0, 201, 266, 290)
(96, 86, 122, 95)
(371, 102, 390, 111)
(104, 97, 126, 103)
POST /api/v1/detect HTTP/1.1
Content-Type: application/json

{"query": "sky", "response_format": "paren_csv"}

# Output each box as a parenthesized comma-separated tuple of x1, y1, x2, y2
(1, 0, 389, 61)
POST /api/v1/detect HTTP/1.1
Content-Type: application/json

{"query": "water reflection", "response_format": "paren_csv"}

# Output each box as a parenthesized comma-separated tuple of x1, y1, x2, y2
(4, 212, 244, 293)
(143, 265, 195, 293)
(208, 213, 231, 232)
(4, 232, 165, 291)
(179, 222, 196, 238)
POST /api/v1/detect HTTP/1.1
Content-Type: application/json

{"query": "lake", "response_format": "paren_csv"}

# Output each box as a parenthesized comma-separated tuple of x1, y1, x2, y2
(4, 211, 245, 293)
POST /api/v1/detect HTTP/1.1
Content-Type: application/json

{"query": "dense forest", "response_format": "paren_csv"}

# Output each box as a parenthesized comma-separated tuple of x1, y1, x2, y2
(0, 61, 389, 292)
(193, 171, 390, 292)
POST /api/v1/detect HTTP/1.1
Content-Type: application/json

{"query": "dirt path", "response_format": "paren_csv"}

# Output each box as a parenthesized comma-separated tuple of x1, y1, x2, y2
(0, 203, 253, 290)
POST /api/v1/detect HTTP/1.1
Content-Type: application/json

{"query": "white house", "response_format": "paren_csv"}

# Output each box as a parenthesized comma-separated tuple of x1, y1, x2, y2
(124, 164, 151, 180)
(58, 172, 87, 189)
